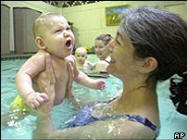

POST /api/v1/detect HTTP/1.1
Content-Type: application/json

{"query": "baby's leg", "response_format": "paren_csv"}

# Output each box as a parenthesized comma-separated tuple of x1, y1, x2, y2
(1, 95, 36, 129)
(1, 109, 29, 129)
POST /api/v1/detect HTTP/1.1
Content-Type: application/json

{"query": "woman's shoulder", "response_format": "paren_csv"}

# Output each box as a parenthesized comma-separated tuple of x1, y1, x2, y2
(86, 114, 156, 139)
(94, 60, 109, 72)
(114, 117, 156, 139)
(105, 56, 111, 63)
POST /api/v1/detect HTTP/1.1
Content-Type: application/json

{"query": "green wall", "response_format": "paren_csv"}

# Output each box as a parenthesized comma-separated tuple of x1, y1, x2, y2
(61, 1, 187, 48)
(1, 1, 187, 51)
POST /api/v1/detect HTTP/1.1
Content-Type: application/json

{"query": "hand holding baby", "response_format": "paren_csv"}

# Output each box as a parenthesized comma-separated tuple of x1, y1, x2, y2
(25, 92, 49, 109)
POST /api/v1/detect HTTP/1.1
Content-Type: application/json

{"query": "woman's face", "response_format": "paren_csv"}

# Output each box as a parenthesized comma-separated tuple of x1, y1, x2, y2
(95, 40, 110, 60)
(107, 28, 141, 80)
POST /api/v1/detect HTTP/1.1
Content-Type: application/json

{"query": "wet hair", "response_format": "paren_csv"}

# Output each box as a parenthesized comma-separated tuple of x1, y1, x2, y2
(33, 13, 65, 38)
(120, 6, 187, 115)
(95, 34, 113, 46)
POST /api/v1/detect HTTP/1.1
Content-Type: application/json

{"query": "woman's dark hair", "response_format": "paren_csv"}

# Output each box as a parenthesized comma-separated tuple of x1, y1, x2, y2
(120, 6, 187, 115)
(95, 34, 113, 46)
(170, 72, 187, 115)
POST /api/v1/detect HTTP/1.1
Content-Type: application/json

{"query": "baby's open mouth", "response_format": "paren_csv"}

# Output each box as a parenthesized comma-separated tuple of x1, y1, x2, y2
(66, 39, 72, 47)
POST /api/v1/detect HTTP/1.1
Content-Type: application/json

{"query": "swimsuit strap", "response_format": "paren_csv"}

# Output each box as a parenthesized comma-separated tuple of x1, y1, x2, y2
(98, 114, 159, 136)
(104, 57, 111, 63)
(89, 99, 159, 133)
(104, 59, 110, 63)
(71, 99, 159, 137)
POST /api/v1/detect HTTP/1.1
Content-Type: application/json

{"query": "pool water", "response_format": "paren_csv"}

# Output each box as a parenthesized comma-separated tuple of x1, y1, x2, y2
(1, 54, 187, 139)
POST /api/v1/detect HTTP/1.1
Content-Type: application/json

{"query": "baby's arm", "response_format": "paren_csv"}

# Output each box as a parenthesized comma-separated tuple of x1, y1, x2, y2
(75, 69, 106, 90)
(15, 52, 49, 109)
(66, 55, 105, 90)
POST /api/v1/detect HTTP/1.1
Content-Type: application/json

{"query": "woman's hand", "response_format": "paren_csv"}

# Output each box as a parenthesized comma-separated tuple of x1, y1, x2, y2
(66, 61, 74, 98)
(37, 53, 56, 115)
(25, 91, 49, 109)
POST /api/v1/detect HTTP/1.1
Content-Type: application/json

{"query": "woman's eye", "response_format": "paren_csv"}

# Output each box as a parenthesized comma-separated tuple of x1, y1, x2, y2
(115, 40, 121, 46)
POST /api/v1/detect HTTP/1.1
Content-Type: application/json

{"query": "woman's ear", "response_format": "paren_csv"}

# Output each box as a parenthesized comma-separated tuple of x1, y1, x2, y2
(35, 36, 47, 50)
(139, 57, 158, 74)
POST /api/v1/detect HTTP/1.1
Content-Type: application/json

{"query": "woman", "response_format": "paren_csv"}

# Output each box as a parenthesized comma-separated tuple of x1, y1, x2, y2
(95, 34, 113, 61)
(94, 34, 113, 73)
(33, 6, 187, 139)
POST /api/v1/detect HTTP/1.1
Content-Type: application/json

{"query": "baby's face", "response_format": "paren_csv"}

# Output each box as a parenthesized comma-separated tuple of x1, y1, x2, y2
(95, 40, 109, 60)
(75, 49, 87, 65)
(41, 16, 75, 58)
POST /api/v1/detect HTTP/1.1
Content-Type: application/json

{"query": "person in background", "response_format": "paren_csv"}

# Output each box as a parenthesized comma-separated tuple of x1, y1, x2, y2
(75, 47, 94, 73)
(94, 34, 113, 73)
(33, 6, 187, 139)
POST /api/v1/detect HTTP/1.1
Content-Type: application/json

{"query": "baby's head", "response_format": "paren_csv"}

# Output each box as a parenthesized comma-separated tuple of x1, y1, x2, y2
(33, 13, 74, 58)
(95, 34, 113, 60)
(75, 47, 88, 65)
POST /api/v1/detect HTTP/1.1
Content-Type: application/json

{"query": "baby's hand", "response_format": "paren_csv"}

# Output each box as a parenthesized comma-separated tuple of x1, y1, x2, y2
(96, 80, 106, 90)
(25, 92, 49, 109)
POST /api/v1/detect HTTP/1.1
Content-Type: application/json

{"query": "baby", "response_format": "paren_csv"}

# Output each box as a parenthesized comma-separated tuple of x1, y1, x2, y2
(75, 47, 94, 73)
(2, 13, 105, 127)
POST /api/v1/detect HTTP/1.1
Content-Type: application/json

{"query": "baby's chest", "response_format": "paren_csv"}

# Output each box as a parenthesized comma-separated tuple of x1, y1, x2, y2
(54, 68, 69, 84)
(53, 61, 68, 79)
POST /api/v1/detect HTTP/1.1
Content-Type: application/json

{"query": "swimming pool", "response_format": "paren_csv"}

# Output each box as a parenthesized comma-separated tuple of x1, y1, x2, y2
(1, 54, 187, 139)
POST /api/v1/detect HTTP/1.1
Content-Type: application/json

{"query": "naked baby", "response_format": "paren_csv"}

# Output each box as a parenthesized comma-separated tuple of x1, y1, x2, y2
(2, 13, 106, 127)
